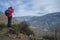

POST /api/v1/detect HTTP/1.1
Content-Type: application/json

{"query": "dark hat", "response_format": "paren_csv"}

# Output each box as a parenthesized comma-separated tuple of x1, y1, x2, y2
(9, 7, 12, 8)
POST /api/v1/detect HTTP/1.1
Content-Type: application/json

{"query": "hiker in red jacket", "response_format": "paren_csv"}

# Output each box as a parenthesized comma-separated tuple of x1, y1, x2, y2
(7, 7, 14, 27)
(8, 7, 14, 27)
(5, 7, 16, 34)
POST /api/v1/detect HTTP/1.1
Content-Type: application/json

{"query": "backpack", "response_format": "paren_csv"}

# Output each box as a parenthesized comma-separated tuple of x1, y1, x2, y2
(5, 10, 8, 16)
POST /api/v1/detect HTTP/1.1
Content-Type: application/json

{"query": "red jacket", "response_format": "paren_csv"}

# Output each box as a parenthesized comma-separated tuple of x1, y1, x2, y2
(8, 7, 14, 17)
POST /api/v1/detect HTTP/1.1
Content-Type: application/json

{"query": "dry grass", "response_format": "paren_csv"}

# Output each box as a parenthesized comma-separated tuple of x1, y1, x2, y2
(0, 27, 60, 40)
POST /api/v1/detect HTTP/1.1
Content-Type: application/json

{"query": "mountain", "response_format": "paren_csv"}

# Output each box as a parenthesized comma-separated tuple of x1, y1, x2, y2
(15, 12, 60, 30)
(29, 12, 60, 29)
(0, 12, 19, 24)
(15, 16, 33, 21)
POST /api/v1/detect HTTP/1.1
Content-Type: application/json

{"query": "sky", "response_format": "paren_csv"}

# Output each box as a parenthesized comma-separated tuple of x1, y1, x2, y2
(0, 0, 60, 17)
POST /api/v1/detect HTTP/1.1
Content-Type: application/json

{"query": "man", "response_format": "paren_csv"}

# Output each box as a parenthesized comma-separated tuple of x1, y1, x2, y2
(6, 7, 14, 27)
(5, 7, 16, 34)
(7, 7, 14, 27)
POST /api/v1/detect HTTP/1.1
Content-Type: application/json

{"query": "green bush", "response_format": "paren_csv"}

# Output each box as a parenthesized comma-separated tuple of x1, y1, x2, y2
(19, 21, 34, 36)
(12, 24, 20, 32)
(0, 23, 7, 30)
(13, 21, 34, 36)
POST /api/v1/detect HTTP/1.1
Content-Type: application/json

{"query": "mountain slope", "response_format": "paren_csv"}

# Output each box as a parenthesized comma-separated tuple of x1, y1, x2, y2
(28, 12, 60, 29)
(15, 16, 33, 21)
(0, 12, 19, 24)
(15, 12, 60, 30)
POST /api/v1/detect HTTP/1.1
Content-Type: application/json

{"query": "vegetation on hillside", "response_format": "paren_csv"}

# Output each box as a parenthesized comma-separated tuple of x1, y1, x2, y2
(0, 21, 35, 40)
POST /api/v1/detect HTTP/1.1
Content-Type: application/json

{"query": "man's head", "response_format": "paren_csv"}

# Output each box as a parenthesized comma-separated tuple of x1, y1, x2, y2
(9, 7, 12, 8)
(8, 7, 12, 9)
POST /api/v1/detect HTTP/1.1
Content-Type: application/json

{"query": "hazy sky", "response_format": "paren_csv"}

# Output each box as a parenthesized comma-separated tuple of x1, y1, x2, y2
(0, 0, 60, 17)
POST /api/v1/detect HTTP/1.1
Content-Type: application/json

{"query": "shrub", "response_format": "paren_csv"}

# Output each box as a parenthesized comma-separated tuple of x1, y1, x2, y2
(0, 23, 7, 30)
(13, 21, 34, 36)
(12, 24, 20, 32)
(20, 21, 34, 35)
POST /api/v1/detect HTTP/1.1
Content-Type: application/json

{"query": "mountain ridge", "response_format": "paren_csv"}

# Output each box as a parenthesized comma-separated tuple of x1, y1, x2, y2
(15, 12, 60, 30)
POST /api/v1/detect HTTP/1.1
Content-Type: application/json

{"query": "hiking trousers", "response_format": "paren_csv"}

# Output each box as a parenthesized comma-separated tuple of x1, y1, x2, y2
(8, 16, 12, 27)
